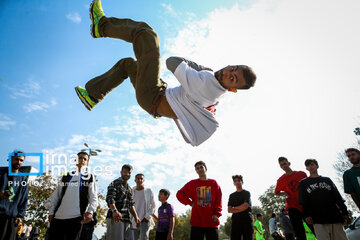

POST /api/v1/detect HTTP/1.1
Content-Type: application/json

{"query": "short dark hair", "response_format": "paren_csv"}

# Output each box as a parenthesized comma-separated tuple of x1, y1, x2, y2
(194, 161, 207, 170)
(256, 213, 262, 218)
(305, 158, 318, 167)
(240, 65, 256, 89)
(232, 175, 243, 182)
(271, 213, 276, 218)
(135, 173, 144, 178)
(281, 208, 286, 213)
(121, 164, 133, 171)
(278, 156, 288, 163)
(77, 151, 89, 158)
(11, 150, 25, 160)
(345, 148, 360, 155)
(159, 189, 170, 199)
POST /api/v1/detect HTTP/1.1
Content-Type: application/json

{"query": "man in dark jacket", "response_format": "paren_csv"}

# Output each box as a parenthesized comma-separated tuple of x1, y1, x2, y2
(0, 150, 28, 240)
(279, 208, 295, 240)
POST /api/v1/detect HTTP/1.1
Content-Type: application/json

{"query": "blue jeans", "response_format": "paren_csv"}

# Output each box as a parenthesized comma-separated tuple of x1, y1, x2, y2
(132, 222, 150, 240)
(106, 219, 132, 240)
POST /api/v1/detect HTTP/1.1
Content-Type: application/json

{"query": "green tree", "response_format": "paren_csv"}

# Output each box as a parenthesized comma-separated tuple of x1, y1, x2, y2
(149, 210, 192, 240)
(333, 149, 359, 215)
(96, 190, 108, 227)
(173, 210, 191, 240)
(149, 218, 158, 240)
(25, 172, 57, 238)
(252, 205, 265, 216)
(219, 216, 231, 239)
(258, 185, 287, 239)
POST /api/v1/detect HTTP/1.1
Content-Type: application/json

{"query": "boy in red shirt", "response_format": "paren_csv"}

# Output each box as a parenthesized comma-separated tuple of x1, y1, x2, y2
(274, 157, 311, 240)
(176, 161, 222, 240)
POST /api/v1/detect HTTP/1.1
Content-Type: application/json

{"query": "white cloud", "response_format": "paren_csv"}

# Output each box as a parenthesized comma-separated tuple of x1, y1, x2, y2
(8, 78, 41, 99)
(25, 156, 41, 165)
(160, 3, 177, 17)
(0, 113, 16, 130)
(66, 12, 82, 24)
(158, 0, 360, 217)
(23, 98, 57, 113)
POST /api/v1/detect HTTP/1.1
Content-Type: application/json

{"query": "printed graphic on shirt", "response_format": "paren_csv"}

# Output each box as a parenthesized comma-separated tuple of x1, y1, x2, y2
(197, 186, 211, 207)
(8, 183, 15, 202)
(357, 176, 360, 187)
(306, 182, 331, 194)
(288, 180, 300, 192)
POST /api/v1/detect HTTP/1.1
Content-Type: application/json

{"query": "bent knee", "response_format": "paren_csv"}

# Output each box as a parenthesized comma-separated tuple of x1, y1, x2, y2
(135, 92, 152, 114)
(135, 28, 159, 46)
(118, 57, 136, 67)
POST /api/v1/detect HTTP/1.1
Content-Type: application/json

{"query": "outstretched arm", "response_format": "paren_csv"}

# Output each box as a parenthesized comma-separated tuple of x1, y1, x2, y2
(166, 56, 212, 73)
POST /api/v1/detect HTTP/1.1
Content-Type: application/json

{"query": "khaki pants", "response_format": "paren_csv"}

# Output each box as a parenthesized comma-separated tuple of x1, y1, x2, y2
(85, 17, 167, 116)
(313, 223, 348, 240)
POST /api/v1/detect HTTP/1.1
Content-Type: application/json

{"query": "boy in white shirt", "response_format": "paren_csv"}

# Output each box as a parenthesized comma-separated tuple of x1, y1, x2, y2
(131, 173, 156, 240)
(76, 0, 256, 146)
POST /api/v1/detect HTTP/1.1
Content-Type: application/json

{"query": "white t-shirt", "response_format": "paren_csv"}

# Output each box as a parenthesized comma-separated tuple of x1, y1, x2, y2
(166, 61, 227, 146)
(54, 175, 82, 219)
(49, 173, 98, 220)
(269, 217, 278, 235)
(133, 189, 146, 221)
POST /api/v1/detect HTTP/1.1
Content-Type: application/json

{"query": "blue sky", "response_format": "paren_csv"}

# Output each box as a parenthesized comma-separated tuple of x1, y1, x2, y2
(1, 0, 360, 236)
(0, 0, 252, 154)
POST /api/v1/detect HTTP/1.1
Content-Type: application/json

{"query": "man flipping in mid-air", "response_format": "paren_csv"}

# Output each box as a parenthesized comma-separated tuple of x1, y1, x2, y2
(75, 0, 256, 146)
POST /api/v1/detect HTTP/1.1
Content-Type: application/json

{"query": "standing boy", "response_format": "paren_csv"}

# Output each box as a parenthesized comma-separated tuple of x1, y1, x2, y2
(303, 222, 316, 240)
(279, 208, 295, 240)
(274, 157, 308, 240)
(153, 189, 175, 240)
(343, 148, 360, 209)
(75, 0, 257, 146)
(269, 213, 284, 240)
(177, 161, 222, 240)
(131, 173, 156, 240)
(228, 175, 253, 240)
(254, 214, 265, 240)
(298, 159, 350, 240)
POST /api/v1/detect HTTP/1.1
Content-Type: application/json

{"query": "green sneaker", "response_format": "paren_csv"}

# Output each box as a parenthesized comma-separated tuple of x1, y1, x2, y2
(75, 86, 97, 111)
(90, 0, 105, 38)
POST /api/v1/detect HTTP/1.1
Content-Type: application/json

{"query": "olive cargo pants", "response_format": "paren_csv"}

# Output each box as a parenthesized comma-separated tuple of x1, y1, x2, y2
(85, 17, 167, 116)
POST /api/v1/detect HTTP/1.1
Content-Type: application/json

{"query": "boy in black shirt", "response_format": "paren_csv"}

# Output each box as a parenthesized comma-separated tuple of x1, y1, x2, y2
(228, 175, 253, 240)
(298, 159, 351, 240)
